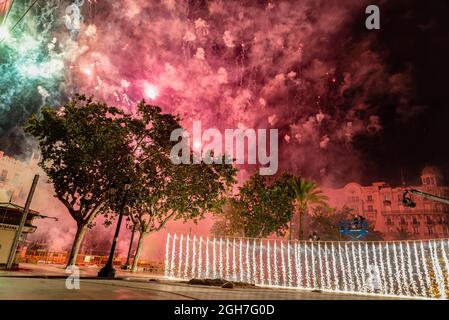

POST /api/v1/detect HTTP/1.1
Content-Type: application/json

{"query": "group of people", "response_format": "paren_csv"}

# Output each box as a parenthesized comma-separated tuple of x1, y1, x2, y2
(308, 215, 368, 241)
(352, 215, 367, 230)
(308, 232, 320, 242)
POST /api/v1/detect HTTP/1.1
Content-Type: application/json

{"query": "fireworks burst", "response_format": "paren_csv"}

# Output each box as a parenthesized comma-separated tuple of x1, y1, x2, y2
(0, 0, 417, 182)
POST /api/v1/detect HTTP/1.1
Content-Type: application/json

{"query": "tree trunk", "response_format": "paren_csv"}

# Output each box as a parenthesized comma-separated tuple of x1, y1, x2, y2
(299, 210, 304, 240)
(66, 223, 88, 267)
(289, 219, 292, 241)
(131, 231, 147, 272)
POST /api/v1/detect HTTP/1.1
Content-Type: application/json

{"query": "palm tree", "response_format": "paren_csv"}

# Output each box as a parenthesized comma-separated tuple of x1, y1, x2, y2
(287, 176, 328, 240)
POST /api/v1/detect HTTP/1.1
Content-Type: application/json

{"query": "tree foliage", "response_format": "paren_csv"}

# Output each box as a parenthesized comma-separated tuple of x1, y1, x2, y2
(128, 152, 236, 271)
(210, 199, 246, 237)
(308, 206, 353, 240)
(25, 95, 187, 265)
(286, 176, 328, 212)
(26, 95, 133, 226)
(309, 205, 384, 241)
(212, 172, 295, 238)
(284, 175, 328, 239)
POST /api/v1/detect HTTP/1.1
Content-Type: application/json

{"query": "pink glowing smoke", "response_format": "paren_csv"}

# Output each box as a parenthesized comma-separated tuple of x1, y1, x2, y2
(62, 0, 413, 183)
(29, 0, 417, 260)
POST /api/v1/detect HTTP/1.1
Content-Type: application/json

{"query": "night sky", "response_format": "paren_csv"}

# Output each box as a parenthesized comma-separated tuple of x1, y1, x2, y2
(353, 0, 449, 185)
(1, 0, 449, 187)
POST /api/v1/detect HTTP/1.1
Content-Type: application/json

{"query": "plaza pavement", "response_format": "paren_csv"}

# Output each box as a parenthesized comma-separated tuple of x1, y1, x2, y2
(0, 263, 406, 300)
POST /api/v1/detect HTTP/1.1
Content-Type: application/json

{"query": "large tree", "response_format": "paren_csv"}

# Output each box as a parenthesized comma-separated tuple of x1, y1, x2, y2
(285, 176, 328, 240)
(308, 206, 351, 241)
(212, 172, 295, 238)
(26, 95, 183, 266)
(129, 153, 236, 272)
(210, 199, 246, 238)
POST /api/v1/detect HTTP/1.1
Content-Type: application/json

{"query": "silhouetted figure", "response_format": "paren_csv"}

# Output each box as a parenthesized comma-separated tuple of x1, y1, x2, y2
(352, 215, 359, 229)
(359, 215, 366, 229)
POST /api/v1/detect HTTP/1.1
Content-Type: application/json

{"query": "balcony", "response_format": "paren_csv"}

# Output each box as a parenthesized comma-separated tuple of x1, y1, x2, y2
(382, 210, 411, 215)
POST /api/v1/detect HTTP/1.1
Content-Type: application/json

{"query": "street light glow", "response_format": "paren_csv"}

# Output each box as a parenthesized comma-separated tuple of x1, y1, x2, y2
(0, 26, 11, 41)
(144, 83, 159, 100)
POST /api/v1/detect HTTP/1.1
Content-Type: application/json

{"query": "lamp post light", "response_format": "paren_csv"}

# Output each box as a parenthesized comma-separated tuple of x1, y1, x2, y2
(122, 217, 138, 270)
(98, 180, 131, 278)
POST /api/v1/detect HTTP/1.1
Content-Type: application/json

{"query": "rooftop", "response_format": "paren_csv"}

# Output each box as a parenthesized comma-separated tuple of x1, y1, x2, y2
(0, 202, 41, 216)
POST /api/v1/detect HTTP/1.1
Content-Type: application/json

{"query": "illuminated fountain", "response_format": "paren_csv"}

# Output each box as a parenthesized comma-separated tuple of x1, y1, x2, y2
(164, 234, 449, 299)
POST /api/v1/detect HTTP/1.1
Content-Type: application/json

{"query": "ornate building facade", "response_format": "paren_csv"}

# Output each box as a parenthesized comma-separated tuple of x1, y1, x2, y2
(324, 167, 449, 240)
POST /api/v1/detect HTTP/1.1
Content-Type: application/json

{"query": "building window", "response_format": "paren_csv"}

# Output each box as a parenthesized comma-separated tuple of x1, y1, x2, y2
(368, 205, 374, 212)
(383, 194, 392, 207)
(428, 227, 434, 235)
(413, 227, 419, 234)
(367, 195, 373, 202)
(386, 218, 393, 226)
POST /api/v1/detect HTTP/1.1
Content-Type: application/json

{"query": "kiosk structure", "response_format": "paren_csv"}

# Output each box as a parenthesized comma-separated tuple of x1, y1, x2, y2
(0, 202, 39, 269)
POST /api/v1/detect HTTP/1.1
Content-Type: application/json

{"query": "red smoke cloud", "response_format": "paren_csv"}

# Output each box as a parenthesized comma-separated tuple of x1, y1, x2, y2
(28, 0, 418, 259)
(59, 0, 414, 183)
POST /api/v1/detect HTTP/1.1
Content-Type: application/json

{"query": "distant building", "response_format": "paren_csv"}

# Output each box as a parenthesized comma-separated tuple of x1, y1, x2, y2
(0, 150, 41, 202)
(0, 150, 44, 268)
(324, 167, 449, 240)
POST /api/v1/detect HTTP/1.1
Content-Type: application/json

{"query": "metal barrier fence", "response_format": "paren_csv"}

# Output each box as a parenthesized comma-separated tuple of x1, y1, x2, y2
(165, 234, 449, 299)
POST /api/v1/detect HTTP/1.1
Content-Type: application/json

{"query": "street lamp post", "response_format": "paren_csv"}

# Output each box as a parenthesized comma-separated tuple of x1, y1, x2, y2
(98, 181, 131, 278)
(122, 218, 138, 270)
